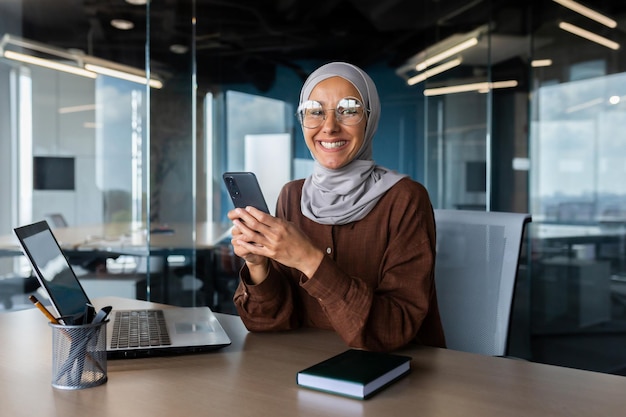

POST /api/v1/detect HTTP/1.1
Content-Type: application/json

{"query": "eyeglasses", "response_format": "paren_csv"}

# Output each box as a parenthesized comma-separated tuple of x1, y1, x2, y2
(297, 96, 366, 129)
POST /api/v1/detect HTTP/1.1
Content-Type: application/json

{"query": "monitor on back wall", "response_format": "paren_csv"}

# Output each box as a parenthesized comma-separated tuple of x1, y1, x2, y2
(33, 156, 75, 191)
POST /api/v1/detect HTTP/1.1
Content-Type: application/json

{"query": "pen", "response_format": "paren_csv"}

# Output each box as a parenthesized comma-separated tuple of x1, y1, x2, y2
(28, 297, 105, 384)
(28, 295, 59, 324)
(92, 306, 113, 324)
(28, 297, 106, 383)
(83, 303, 96, 325)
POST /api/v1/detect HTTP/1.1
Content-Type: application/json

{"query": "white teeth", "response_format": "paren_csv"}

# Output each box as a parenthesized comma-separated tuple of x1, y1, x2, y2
(320, 141, 347, 149)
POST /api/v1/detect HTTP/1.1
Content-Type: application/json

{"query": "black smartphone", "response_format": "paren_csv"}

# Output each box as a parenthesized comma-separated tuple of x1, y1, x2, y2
(222, 172, 270, 214)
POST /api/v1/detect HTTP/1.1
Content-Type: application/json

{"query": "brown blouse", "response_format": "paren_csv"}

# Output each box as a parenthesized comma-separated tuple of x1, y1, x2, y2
(233, 177, 446, 352)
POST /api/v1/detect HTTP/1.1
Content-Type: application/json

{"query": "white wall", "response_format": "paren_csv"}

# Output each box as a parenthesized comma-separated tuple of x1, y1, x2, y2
(244, 133, 292, 215)
(0, 64, 13, 232)
(29, 67, 101, 225)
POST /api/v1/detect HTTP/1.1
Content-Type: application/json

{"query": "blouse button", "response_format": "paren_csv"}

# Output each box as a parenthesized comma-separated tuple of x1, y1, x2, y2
(326, 247, 332, 254)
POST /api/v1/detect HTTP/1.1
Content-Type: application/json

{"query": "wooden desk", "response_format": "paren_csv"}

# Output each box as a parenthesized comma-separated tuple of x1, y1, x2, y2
(1, 297, 625, 416)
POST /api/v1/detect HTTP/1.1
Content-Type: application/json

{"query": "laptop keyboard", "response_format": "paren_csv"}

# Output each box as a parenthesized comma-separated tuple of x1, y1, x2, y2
(110, 310, 172, 349)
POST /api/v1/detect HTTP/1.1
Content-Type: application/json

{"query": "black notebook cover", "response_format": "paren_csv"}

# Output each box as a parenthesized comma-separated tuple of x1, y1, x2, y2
(296, 349, 412, 400)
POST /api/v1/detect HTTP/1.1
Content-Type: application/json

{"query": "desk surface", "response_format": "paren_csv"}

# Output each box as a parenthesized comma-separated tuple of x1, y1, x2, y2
(1, 297, 625, 416)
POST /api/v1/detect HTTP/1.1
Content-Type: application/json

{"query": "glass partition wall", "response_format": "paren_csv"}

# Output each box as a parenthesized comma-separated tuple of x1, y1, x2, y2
(421, 11, 528, 214)
(420, 1, 626, 374)
(528, 2, 626, 375)
(0, 2, 203, 309)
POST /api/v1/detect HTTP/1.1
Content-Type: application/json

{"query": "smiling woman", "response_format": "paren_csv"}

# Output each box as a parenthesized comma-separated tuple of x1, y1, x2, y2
(227, 62, 446, 353)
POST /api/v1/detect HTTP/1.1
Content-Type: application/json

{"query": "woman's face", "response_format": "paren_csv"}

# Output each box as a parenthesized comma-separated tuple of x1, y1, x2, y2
(304, 77, 366, 170)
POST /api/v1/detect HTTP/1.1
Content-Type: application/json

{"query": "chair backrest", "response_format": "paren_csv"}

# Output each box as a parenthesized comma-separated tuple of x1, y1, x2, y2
(44, 213, 68, 228)
(433, 209, 531, 356)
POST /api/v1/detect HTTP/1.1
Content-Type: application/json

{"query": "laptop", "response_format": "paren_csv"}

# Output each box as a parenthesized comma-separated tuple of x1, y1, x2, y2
(14, 220, 231, 359)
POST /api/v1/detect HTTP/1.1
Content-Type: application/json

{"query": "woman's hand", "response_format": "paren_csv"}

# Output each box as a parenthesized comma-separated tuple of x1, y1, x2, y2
(228, 206, 324, 282)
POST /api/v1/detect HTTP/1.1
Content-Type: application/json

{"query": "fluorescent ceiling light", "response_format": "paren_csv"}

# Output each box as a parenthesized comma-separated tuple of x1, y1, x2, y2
(3, 50, 97, 78)
(424, 80, 518, 96)
(170, 44, 189, 54)
(552, 0, 617, 28)
(395, 25, 488, 83)
(407, 58, 462, 86)
(559, 22, 620, 50)
(58, 104, 98, 114)
(417, 38, 478, 71)
(85, 64, 163, 88)
(111, 19, 134, 30)
(531, 59, 553, 67)
(1, 34, 163, 88)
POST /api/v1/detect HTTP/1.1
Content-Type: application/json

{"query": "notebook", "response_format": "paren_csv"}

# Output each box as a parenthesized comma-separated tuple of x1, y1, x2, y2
(14, 220, 231, 359)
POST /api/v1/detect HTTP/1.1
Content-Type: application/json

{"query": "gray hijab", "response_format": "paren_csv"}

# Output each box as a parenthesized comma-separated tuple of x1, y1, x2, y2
(300, 62, 406, 225)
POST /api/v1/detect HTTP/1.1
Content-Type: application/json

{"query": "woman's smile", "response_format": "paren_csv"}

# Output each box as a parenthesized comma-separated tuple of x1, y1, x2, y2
(319, 140, 348, 150)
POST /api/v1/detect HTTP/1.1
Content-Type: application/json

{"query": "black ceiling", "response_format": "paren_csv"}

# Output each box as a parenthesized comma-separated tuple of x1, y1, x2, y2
(3, 0, 625, 91)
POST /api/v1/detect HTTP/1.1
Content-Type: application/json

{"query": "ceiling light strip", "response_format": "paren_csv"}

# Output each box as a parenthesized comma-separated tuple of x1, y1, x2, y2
(3, 50, 97, 78)
(416, 37, 478, 71)
(407, 58, 463, 86)
(1, 34, 77, 62)
(58, 104, 98, 114)
(558, 22, 620, 50)
(1, 35, 164, 89)
(531, 59, 553, 67)
(553, 0, 617, 28)
(84, 64, 163, 88)
(424, 80, 518, 97)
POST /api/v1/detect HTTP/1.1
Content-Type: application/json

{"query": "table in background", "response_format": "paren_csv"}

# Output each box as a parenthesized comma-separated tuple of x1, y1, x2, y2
(0, 222, 232, 306)
(0, 222, 232, 254)
(1, 297, 625, 416)
(529, 223, 626, 328)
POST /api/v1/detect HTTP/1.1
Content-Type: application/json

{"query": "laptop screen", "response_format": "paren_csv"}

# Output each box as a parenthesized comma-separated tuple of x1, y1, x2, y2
(15, 221, 91, 321)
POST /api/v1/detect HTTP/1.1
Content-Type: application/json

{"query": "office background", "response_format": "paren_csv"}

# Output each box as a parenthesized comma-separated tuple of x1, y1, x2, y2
(1, 0, 626, 376)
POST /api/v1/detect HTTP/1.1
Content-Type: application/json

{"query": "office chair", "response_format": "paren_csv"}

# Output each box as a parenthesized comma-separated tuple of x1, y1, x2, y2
(43, 213, 69, 228)
(43, 213, 108, 273)
(0, 270, 40, 310)
(433, 209, 531, 356)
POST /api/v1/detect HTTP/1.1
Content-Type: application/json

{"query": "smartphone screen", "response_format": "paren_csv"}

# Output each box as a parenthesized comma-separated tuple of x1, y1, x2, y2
(222, 172, 270, 214)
